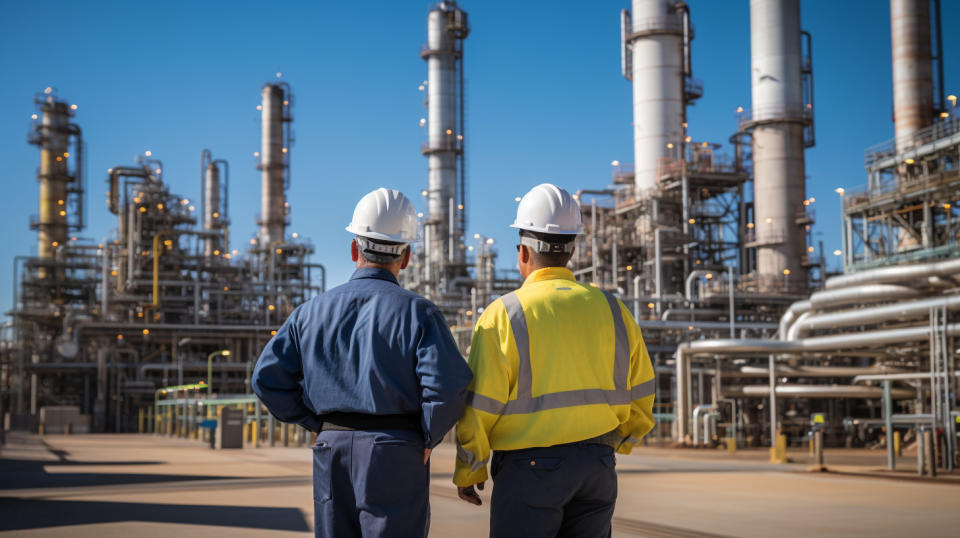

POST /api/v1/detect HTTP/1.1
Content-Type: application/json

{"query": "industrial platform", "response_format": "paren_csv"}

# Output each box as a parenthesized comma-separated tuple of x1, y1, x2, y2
(1, 433, 957, 537)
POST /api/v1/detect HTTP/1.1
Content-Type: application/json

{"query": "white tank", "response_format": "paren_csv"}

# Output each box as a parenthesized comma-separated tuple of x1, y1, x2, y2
(630, 0, 684, 194)
(749, 0, 807, 287)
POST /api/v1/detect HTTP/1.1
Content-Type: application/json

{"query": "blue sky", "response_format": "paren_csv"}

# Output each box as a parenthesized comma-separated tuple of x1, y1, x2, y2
(1, 0, 957, 316)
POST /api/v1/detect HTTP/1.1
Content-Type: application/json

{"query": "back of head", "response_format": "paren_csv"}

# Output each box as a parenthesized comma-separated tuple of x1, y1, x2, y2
(346, 188, 418, 268)
(511, 183, 582, 269)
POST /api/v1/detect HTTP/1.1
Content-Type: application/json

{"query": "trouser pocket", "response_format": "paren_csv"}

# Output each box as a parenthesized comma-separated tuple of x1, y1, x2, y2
(313, 440, 332, 502)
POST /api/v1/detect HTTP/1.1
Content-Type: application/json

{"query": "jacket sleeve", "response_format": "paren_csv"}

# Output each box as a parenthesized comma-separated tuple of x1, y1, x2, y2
(252, 307, 323, 432)
(417, 309, 474, 449)
(453, 303, 513, 487)
(614, 300, 656, 454)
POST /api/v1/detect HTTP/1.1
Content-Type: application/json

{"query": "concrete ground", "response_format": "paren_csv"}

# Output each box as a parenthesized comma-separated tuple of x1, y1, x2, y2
(1, 433, 958, 537)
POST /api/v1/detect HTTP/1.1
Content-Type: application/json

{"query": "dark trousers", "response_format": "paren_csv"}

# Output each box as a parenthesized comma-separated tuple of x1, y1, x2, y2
(490, 442, 617, 538)
(313, 428, 429, 538)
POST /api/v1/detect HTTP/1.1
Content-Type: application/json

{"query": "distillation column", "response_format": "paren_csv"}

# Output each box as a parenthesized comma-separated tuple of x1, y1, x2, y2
(749, 0, 807, 289)
(32, 97, 73, 279)
(422, 2, 469, 280)
(259, 84, 288, 247)
(628, 0, 684, 194)
(890, 0, 933, 152)
(203, 159, 221, 257)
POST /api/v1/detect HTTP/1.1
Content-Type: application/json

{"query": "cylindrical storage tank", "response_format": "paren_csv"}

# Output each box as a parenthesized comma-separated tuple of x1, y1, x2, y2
(890, 0, 933, 152)
(424, 3, 466, 269)
(630, 0, 684, 194)
(749, 0, 807, 289)
(260, 84, 286, 246)
(36, 98, 71, 278)
(203, 162, 221, 257)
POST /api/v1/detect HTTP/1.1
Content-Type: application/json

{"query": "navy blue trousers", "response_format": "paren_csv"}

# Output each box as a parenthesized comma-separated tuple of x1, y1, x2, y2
(490, 442, 617, 538)
(313, 428, 429, 538)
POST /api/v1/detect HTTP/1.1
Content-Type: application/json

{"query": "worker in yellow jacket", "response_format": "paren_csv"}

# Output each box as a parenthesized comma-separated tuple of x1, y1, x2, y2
(453, 183, 656, 537)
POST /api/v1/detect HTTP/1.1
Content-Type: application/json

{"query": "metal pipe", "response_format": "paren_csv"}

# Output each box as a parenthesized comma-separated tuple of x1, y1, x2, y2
(736, 384, 916, 399)
(684, 270, 713, 303)
(692, 404, 715, 446)
(674, 323, 960, 439)
(727, 266, 735, 337)
(883, 380, 895, 470)
(808, 284, 921, 310)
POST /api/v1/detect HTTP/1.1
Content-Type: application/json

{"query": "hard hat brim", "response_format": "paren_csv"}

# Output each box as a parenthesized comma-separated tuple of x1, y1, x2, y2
(509, 222, 583, 235)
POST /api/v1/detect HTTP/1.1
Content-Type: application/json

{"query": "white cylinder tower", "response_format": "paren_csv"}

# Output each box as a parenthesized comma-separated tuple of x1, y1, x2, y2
(749, 0, 807, 288)
(628, 0, 685, 194)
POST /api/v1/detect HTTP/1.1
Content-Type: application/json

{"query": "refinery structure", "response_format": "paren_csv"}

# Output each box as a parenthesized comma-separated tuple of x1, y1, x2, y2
(1, 0, 959, 475)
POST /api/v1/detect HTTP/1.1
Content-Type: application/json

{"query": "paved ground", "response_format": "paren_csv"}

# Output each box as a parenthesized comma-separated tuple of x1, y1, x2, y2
(1, 433, 958, 537)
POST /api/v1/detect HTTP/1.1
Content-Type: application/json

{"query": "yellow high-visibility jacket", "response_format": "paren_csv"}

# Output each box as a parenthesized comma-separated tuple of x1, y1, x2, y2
(453, 267, 655, 487)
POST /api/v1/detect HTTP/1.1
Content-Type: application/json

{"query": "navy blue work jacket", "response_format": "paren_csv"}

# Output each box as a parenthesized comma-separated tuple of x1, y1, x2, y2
(252, 267, 472, 448)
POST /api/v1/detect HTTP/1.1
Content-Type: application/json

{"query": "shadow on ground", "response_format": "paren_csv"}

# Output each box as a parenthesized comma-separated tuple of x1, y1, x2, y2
(0, 498, 310, 532)
(0, 458, 238, 490)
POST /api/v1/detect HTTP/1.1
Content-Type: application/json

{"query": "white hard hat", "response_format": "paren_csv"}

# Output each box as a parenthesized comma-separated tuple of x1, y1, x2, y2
(345, 188, 419, 243)
(510, 183, 583, 235)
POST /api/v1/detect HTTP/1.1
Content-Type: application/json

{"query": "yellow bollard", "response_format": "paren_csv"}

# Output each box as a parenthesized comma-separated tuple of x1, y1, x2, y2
(894, 431, 902, 457)
(770, 433, 787, 463)
(65, 424, 71, 436)
(252, 420, 259, 446)
(809, 437, 814, 456)
(725, 437, 737, 454)
(138, 408, 144, 433)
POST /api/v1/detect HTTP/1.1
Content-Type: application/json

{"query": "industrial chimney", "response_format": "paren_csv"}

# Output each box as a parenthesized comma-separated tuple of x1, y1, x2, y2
(28, 90, 82, 279)
(422, 1, 469, 282)
(890, 0, 935, 152)
(201, 150, 229, 258)
(258, 82, 291, 247)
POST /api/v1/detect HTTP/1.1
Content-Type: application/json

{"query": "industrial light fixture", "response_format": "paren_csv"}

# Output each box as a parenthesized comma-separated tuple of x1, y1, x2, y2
(833, 250, 842, 256)
(835, 187, 845, 195)
(611, 160, 620, 166)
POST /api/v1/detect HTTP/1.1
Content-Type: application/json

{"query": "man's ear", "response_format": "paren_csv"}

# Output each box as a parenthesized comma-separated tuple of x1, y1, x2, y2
(518, 244, 530, 264)
(400, 246, 411, 269)
(351, 239, 359, 262)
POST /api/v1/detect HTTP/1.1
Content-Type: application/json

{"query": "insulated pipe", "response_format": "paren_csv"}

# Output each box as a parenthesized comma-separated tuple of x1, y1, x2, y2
(749, 0, 807, 286)
(674, 323, 960, 439)
(733, 384, 916, 399)
(825, 258, 960, 290)
(259, 84, 286, 245)
(789, 294, 960, 340)
(890, 0, 934, 151)
(627, 0, 684, 193)
(808, 284, 921, 310)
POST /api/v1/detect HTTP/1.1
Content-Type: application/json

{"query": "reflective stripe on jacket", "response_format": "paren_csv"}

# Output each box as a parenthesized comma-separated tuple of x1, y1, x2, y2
(453, 267, 655, 487)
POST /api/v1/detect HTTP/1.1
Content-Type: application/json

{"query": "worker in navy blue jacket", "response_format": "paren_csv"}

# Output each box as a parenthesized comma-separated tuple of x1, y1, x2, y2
(252, 188, 473, 538)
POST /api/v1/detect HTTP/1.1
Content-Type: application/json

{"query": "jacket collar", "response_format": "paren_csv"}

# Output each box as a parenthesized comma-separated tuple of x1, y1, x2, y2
(350, 267, 400, 286)
(522, 266, 576, 287)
